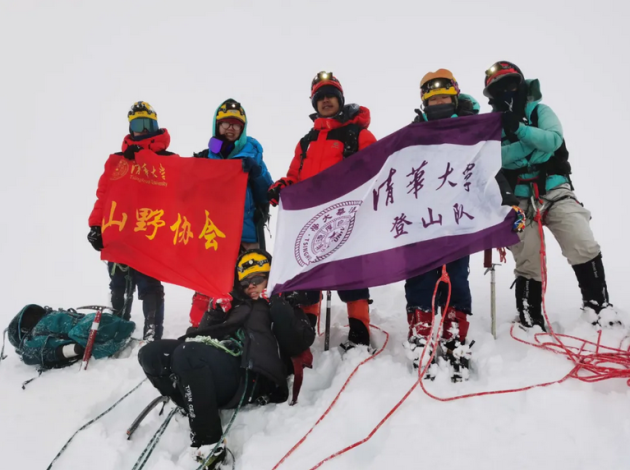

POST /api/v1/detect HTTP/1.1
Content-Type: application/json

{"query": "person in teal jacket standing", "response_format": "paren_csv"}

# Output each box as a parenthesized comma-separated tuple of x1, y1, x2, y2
(189, 99, 273, 327)
(484, 61, 617, 329)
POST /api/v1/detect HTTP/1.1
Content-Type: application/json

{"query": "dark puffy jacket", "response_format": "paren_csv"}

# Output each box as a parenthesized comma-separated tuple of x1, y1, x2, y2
(183, 293, 314, 405)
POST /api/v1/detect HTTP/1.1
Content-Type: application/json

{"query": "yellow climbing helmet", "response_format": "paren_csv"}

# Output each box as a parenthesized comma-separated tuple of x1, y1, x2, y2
(236, 250, 271, 281)
(128, 101, 158, 122)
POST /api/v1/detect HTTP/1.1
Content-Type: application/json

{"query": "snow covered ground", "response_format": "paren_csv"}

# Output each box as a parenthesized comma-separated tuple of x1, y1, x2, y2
(1, 1, 630, 469)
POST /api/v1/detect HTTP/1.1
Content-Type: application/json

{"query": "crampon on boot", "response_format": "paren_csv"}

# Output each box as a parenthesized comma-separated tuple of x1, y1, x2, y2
(572, 254, 621, 327)
(441, 308, 472, 383)
(403, 308, 434, 373)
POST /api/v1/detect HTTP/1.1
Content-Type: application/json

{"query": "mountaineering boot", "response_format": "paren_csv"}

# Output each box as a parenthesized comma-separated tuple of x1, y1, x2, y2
(441, 308, 472, 382)
(300, 302, 321, 329)
(188, 440, 230, 469)
(340, 299, 370, 352)
(142, 290, 165, 341)
(571, 253, 620, 326)
(111, 289, 133, 321)
(514, 276, 545, 331)
(403, 308, 434, 370)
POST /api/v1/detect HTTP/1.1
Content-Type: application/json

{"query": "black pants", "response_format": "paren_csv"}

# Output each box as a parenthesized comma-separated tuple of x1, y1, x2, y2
(138, 339, 241, 445)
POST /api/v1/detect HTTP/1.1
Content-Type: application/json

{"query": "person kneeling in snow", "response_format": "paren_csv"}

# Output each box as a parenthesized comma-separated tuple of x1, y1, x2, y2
(484, 61, 617, 329)
(138, 249, 315, 468)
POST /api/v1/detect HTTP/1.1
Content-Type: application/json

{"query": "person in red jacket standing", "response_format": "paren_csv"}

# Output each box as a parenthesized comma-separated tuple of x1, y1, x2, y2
(268, 72, 377, 350)
(87, 102, 179, 341)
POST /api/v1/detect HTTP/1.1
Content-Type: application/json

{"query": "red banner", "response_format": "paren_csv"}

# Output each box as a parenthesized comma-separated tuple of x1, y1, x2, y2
(100, 150, 247, 298)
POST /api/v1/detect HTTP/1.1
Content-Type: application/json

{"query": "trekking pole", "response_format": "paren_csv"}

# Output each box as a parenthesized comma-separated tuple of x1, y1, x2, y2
(76, 305, 112, 371)
(324, 291, 332, 351)
(483, 250, 500, 339)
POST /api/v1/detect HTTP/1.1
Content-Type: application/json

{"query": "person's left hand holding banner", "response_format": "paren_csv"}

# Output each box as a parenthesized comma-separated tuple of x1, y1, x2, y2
(99, 149, 247, 299)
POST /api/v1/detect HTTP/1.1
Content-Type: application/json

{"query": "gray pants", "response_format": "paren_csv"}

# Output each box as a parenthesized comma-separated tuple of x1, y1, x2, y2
(509, 185, 601, 281)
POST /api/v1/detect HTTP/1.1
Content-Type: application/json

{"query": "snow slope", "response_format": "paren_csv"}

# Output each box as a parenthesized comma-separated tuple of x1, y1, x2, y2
(1, 1, 630, 469)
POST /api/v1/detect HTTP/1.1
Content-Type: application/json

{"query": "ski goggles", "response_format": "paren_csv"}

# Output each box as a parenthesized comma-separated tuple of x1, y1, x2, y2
(485, 62, 522, 86)
(240, 274, 268, 288)
(129, 117, 159, 134)
(421, 78, 459, 101)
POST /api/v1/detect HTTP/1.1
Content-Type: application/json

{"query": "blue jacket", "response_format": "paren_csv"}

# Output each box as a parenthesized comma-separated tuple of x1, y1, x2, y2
(198, 104, 273, 243)
(500, 79, 568, 197)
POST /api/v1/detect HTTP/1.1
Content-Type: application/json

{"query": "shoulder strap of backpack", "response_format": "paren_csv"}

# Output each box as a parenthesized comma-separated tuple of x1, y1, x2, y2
(529, 105, 539, 128)
(298, 129, 319, 172)
(326, 123, 363, 158)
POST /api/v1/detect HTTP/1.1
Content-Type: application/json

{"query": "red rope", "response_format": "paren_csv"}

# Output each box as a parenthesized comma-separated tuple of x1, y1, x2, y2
(271, 191, 630, 469)
(270, 324, 389, 470)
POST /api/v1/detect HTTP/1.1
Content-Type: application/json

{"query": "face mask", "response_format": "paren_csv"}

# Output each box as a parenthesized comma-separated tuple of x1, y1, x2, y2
(424, 103, 456, 121)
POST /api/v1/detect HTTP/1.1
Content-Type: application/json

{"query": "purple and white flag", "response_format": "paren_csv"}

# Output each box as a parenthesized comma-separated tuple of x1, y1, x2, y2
(269, 113, 518, 294)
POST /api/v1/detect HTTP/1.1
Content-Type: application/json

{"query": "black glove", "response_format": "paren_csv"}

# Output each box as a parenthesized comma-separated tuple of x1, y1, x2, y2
(87, 226, 103, 251)
(267, 178, 293, 207)
(501, 112, 524, 135)
(241, 157, 263, 178)
(123, 144, 143, 161)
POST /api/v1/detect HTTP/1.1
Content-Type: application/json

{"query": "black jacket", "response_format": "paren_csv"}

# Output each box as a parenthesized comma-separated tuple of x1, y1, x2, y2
(183, 293, 315, 405)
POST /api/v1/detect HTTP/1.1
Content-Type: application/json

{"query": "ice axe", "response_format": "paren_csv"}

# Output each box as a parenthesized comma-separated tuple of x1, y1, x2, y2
(483, 250, 500, 339)
(324, 291, 332, 351)
(76, 305, 114, 370)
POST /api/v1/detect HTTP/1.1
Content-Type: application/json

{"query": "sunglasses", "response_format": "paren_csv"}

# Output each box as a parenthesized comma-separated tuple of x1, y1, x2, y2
(240, 275, 268, 288)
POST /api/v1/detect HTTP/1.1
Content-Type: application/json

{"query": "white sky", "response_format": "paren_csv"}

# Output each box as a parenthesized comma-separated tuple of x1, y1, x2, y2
(0, 0, 628, 326)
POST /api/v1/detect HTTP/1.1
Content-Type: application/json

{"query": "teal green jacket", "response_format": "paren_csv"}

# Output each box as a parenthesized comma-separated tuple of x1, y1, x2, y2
(500, 79, 569, 197)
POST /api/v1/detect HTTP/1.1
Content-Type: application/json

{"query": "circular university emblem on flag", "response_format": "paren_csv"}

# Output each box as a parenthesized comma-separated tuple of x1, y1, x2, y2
(110, 158, 130, 181)
(294, 201, 362, 267)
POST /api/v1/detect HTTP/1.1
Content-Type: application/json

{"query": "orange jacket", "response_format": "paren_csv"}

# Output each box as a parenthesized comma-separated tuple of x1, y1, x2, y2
(285, 105, 376, 183)
(88, 130, 176, 227)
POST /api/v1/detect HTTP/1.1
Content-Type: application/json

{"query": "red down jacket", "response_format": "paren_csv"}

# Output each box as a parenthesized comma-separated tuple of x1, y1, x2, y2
(284, 105, 376, 183)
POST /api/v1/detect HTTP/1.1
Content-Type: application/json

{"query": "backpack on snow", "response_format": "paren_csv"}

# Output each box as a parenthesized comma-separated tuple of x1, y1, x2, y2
(2, 304, 135, 370)
(501, 105, 573, 196)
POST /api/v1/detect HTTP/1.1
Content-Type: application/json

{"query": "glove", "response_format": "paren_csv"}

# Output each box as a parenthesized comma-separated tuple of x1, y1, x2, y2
(211, 294, 233, 313)
(501, 112, 523, 135)
(87, 226, 103, 251)
(267, 178, 293, 207)
(123, 144, 143, 161)
(512, 206, 526, 233)
(241, 157, 263, 178)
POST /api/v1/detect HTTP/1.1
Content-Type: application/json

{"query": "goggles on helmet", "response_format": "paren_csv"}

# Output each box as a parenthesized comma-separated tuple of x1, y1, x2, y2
(129, 117, 159, 134)
(485, 62, 522, 86)
(421, 78, 459, 101)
